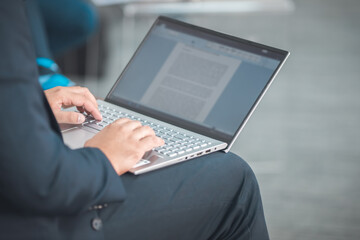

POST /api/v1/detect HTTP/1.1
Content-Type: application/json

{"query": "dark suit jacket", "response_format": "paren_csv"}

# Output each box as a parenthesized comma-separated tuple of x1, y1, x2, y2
(0, 1, 126, 239)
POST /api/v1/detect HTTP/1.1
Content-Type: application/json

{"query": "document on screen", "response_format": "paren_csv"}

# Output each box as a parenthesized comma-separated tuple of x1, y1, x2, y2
(140, 43, 241, 122)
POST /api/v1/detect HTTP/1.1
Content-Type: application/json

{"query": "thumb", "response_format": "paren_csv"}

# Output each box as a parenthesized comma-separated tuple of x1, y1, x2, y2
(55, 111, 86, 124)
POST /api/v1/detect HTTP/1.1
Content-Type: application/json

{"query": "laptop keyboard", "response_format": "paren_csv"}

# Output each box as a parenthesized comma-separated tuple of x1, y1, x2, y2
(83, 104, 211, 157)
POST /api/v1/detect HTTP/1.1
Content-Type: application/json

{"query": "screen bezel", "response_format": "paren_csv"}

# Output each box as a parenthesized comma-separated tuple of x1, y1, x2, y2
(106, 16, 289, 146)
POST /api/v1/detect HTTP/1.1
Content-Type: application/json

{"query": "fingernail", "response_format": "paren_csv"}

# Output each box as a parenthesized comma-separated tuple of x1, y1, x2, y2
(78, 114, 85, 123)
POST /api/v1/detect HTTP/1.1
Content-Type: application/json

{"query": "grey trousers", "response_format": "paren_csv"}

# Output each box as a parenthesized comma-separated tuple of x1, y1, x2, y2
(100, 152, 269, 240)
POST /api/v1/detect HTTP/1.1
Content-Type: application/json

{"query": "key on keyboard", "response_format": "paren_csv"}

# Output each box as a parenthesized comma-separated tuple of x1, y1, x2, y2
(84, 105, 211, 157)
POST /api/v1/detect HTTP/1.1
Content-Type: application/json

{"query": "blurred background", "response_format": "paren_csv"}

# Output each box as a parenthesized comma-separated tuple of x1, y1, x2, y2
(58, 0, 360, 239)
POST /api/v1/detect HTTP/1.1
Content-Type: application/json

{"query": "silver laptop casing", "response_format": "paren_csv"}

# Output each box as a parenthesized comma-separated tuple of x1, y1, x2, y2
(61, 100, 227, 175)
(61, 16, 289, 175)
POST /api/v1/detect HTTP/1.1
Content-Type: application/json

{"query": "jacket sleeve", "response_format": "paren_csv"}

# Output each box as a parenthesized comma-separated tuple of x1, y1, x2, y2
(0, 0, 126, 216)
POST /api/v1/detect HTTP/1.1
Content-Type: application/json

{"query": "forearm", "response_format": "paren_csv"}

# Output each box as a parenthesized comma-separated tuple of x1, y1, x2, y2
(0, 0, 126, 216)
(0, 85, 125, 216)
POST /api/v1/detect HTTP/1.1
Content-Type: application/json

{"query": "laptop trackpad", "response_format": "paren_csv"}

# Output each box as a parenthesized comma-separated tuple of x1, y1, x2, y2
(62, 127, 95, 149)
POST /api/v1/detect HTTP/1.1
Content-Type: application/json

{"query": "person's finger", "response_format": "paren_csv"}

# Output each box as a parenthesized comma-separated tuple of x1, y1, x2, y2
(55, 111, 86, 124)
(139, 135, 165, 151)
(69, 86, 98, 108)
(131, 125, 156, 140)
(85, 109, 96, 117)
(76, 106, 85, 113)
(84, 89, 99, 109)
(79, 101, 102, 121)
(62, 93, 102, 121)
(114, 120, 142, 131)
(111, 118, 132, 126)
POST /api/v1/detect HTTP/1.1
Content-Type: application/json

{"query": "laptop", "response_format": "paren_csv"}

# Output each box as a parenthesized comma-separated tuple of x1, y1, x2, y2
(61, 16, 289, 175)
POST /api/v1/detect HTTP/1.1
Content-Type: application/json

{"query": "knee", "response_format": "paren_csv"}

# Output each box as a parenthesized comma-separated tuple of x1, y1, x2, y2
(220, 152, 258, 184)
(219, 152, 262, 202)
(209, 153, 268, 239)
(200, 152, 260, 198)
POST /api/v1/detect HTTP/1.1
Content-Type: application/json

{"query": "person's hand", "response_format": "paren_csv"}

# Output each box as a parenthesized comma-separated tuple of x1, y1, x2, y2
(44, 86, 102, 124)
(85, 118, 164, 175)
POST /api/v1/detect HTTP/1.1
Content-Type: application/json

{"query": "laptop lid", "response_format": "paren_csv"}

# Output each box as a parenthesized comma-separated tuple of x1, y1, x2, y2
(106, 16, 289, 151)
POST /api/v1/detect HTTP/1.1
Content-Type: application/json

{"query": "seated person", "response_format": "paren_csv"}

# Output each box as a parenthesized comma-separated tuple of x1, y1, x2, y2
(0, 1, 269, 239)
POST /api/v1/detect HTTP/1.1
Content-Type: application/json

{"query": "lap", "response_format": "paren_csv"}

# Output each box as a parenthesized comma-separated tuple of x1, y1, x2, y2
(99, 152, 268, 240)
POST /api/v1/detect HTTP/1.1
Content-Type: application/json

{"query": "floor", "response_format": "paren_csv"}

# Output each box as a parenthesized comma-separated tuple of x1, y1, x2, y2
(76, 0, 360, 239)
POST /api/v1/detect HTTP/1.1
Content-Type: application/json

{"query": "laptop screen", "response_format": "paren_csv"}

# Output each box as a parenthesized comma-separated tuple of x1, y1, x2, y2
(107, 17, 288, 144)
